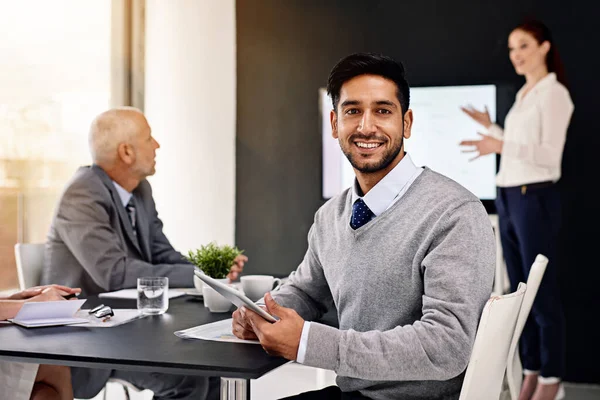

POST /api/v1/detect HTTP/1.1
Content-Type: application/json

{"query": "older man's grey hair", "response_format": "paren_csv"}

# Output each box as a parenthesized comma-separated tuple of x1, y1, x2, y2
(89, 107, 145, 165)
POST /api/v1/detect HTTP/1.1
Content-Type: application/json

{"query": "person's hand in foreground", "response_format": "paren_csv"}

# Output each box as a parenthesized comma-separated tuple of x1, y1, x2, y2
(7, 285, 81, 301)
(1, 285, 81, 321)
(234, 292, 304, 360)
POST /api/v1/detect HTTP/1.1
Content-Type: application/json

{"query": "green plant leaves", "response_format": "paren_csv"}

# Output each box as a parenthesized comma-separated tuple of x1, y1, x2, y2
(186, 242, 243, 279)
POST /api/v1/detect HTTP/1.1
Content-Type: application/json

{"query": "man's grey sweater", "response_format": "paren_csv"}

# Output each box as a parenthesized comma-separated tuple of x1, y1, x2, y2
(273, 168, 495, 400)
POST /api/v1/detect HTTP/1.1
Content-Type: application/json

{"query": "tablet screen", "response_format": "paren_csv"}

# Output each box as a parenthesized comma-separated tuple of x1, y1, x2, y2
(194, 270, 277, 323)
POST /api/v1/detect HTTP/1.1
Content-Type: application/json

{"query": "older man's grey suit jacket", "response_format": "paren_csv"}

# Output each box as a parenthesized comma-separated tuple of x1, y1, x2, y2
(41, 165, 195, 295)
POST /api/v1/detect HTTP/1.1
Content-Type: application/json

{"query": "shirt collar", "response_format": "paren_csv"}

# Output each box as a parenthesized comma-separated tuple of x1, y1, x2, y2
(351, 153, 420, 216)
(516, 72, 557, 101)
(112, 180, 133, 207)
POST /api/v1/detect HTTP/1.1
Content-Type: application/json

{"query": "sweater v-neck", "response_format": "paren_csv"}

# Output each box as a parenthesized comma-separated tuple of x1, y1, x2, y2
(345, 167, 432, 236)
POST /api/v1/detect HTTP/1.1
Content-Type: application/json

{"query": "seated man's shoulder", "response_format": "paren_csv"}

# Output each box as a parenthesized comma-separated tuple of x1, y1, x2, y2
(419, 168, 481, 207)
(413, 168, 491, 227)
(62, 166, 111, 201)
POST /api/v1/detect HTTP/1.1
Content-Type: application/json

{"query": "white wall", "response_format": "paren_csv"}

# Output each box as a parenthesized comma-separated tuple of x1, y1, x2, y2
(145, 0, 236, 253)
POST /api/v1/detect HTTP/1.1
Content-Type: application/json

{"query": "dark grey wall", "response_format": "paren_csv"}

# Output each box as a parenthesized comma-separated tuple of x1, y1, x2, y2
(236, 0, 599, 382)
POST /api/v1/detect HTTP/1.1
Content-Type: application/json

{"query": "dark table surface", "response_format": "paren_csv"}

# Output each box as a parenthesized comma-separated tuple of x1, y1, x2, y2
(0, 295, 288, 379)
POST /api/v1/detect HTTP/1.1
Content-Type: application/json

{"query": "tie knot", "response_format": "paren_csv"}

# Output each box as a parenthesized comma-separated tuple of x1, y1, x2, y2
(350, 198, 375, 230)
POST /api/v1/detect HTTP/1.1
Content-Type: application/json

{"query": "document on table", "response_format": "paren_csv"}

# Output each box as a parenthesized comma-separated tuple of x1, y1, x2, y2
(99, 289, 185, 300)
(74, 309, 146, 328)
(171, 288, 203, 298)
(174, 318, 260, 344)
(8, 300, 88, 328)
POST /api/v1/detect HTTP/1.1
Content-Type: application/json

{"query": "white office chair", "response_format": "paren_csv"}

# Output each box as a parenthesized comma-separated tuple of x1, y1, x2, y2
(14, 243, 45, 289)
(505, 254, 549, 399)
(459, 282, 527, 400)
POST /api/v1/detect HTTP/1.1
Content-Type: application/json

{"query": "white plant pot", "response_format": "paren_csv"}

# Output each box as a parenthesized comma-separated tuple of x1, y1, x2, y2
(202, 282, 233, 313)
(193, 275, 204, 292)
(194, 275, 226, 307)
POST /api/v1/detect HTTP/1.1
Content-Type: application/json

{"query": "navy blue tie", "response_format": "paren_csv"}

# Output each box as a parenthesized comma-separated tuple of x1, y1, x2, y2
(350, 198, 375, 230)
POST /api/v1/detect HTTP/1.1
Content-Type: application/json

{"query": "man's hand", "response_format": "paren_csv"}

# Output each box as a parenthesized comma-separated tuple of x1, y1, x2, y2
(227, 254, 248, 281)
(232, 306, 260, 340)
(240, 293, 304, 361)
(8, 285, 81, 300)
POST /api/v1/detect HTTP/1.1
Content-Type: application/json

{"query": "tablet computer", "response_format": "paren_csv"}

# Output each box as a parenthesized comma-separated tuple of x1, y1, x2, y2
(193, 270, 277, 323)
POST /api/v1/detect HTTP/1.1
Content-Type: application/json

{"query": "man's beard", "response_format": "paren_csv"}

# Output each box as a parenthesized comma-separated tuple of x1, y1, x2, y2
(132, 162, 155, 179)
(341, 133, 403, 173)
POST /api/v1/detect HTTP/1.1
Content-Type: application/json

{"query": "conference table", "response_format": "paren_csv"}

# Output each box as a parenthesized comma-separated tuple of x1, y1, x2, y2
(0, 294, 289, 400)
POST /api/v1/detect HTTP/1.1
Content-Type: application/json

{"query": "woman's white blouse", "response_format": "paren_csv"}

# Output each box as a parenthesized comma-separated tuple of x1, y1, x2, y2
(488, 72, 574, 187)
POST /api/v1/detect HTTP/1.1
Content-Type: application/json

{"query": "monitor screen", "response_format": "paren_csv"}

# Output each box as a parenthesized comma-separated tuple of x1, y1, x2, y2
(321, 84, 498, 200)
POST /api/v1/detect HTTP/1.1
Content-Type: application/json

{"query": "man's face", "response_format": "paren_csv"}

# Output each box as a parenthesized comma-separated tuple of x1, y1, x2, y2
(131, 115, 160, 179)
(331, 74, 412, 175)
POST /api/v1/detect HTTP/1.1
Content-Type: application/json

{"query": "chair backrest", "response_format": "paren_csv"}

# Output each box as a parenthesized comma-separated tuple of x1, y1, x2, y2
(459, 282, 527, 400)
(14, 243, 46, 290)
(505, 254, 549, 399)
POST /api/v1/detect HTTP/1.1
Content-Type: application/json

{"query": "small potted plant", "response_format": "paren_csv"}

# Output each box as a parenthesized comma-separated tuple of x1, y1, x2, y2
(186, 242, 243, 312)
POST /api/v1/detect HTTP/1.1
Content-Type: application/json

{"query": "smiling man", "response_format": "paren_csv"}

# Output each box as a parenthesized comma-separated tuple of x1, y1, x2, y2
(232, 53, 496, 400)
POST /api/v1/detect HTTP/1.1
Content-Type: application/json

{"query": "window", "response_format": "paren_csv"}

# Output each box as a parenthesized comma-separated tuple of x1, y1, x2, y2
(0, 1, 120, 290)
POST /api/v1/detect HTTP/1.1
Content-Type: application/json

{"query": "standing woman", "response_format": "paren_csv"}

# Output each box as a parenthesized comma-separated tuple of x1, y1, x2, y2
(459, 19, 573, 400)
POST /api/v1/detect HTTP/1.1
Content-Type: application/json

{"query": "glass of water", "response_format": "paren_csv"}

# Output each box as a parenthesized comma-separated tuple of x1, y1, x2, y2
(137, 277, 169, 315)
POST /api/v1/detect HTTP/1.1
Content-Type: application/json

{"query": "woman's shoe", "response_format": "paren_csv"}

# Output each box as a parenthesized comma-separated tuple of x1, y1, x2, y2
(554, 384, 565, 400)
(531, 382, 564, 400)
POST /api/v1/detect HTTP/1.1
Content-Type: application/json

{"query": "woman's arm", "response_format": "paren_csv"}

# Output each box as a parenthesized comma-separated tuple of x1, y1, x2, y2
(0, 286, 81, 320)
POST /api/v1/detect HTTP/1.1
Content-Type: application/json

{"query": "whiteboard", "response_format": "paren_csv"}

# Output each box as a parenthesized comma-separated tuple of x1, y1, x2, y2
(321, 85, 497, 200)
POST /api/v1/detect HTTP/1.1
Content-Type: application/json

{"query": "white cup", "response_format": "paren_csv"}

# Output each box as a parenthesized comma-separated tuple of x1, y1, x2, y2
(202, 285, 233, 313)
(240, 275, 282, 301)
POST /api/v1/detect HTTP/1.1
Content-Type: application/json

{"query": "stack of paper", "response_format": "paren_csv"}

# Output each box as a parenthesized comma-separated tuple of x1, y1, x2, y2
(8, 300, 87, 328)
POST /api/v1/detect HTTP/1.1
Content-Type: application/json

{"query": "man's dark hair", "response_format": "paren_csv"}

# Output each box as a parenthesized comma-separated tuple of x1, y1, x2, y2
(326, 53, 410, 115)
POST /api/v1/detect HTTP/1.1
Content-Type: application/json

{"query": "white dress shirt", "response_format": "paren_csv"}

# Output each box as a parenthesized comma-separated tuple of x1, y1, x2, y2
(488, 72, 574, 187)
(296, 153, 423, 363)
(112, 181, 133, 207)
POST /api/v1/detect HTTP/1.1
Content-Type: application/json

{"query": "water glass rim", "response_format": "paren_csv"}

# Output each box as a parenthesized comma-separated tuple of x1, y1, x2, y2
(137, 276, 168, 284)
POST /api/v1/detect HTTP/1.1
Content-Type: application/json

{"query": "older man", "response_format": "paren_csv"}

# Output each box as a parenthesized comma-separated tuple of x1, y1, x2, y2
(41, 107, 243, 399)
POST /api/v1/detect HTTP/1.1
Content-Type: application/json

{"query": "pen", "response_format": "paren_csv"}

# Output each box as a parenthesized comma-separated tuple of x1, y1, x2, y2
(64, 293, 80, 300)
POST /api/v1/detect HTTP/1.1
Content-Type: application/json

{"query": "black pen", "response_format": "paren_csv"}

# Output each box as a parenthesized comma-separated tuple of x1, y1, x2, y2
(64, 293, 80, 300)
